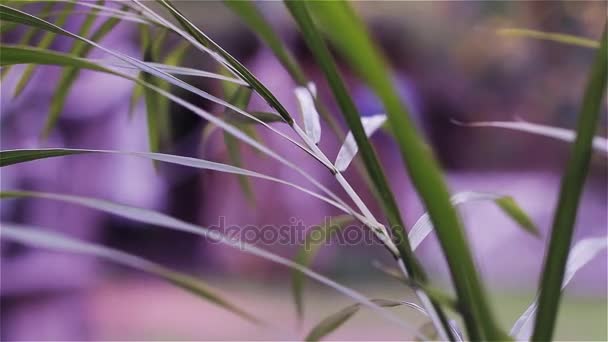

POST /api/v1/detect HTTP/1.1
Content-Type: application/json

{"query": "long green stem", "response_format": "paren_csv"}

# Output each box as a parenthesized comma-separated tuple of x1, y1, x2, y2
(531, 24, 607, 342)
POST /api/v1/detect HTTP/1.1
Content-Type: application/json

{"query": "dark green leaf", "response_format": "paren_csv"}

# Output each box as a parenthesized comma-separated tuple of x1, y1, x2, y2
(292, 215, 355, 319)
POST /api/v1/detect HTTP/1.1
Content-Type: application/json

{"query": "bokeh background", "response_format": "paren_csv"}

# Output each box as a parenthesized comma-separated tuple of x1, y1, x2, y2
(1, 1, 607, 340)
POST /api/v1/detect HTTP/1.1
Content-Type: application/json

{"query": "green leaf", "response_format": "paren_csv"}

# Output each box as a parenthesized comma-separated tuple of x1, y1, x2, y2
(154, 0, 294, 125)
(13, 2, 75, 98)
(0, 2, 53, 81)
(494, 196, 539, 237)
(304, 1, 505, 339)
(42, 2, 126, 138)
(223, 0, 347, 144)
(531, 24, 608, 341)
(283, 2, 455, 340)
(223, 87, 255, 205)
(129, 23, 152, 118)
(408, 192, 540, 252)
(512, 235, 607, 340)
(305, 299, 428, 342)
(498, 28, 600, 48)
(0, 148, 344, 211)
(1, 223, 260, 323)
(0, 189, 417, 334)
(223, 0, 306, 84)
(0, 45, 122, 77)
(291, 215, 355, 319)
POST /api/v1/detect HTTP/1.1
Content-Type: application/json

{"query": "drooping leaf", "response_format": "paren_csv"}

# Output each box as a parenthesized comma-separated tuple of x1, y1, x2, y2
(0, 148, 345, 212)
(152, 0, 294, 125)
(453, 119, 608, 155)
(44, 0, 112, 137)
(13, 2, 75, 98)
(498, 28, 600, 49)
(0, 8, 350, 216)
(1, 223, 260, 323)
(0, 2, 53, 81)
(291, 215, 355, 319)
(1, 5, 319, 170)
(511, 235, 607, 340)
(408, 191, 539, 252)
(305, 299, 428, 342)
(222, 87, 255, 205)
(335, 114, 387, 172)
(0, 190, 416, 334)
(295, 83, 321, 144)
(532, 25, 608, 341)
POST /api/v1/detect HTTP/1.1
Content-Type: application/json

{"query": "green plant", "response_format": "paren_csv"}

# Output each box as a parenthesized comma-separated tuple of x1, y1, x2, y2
(0, 1, 606, 341)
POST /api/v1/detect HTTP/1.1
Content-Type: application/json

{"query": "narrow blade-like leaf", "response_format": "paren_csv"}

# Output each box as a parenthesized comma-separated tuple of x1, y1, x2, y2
(13, 2, 74, 98)
(292, 215, 355, 319)
(0, 190, 419, 335)
(335, 114, 387, 172)
(454, 119, 608, 155)
(305, 299, 428, 342)
(498, 28, 600, 49)
(1, 223, 259, 323)
(409, 191, 539, 251)
(532, 25, 608, 341)
(511, 235, 607, 340)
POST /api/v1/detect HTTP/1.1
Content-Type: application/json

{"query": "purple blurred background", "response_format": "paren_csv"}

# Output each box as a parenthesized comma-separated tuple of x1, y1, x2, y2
(1, 1, 606, 340)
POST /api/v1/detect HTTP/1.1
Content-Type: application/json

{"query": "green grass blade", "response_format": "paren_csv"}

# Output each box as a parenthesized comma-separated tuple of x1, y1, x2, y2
(222, 0, 347, 144)
(223, 0, 306, 84)
(0, 44, 121, 75)
(13, 2, 74, 98)
(283, 2, 455, 340)
(44, 3, 125, 136)
(304, 1, 505, 339)
(0, 2, 53, 81)
(305, 299, 429, 342)
(43, 0, 103, 137)
(223, 87, 256, 205)
(409, 192, 540, 252)
(1, 223, 260, 323)
(292, 215, 355, 319)
(512, 235, 607, 340)
(0, 148, 347, 212)
(0, 190, 418, 334)
(129, 23, 152, 117)
(531, 25, 608, 342)
(498, 28, 600, 49)
(152, 0, 294, 125)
